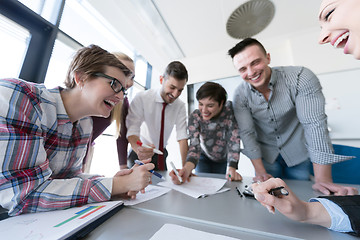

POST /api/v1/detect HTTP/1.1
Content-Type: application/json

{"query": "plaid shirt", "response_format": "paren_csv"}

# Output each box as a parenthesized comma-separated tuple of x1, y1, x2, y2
(0, 79, 112, 216)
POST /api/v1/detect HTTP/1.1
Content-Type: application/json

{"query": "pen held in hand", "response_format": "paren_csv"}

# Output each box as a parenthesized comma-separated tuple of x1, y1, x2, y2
(268, 186, 289, 197)
(136, 140, 163, 155)
(134, 160, 165, 180)
(170, 161, 183, 183)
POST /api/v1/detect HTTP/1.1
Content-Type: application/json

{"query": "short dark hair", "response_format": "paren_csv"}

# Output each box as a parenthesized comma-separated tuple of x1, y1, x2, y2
(163, 61, 188, 82)
(196, 82, 227, 106)
(228, 38, 267, 59)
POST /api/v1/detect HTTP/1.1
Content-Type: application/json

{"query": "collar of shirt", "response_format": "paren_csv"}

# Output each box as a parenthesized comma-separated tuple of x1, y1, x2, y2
(50, 87, 73, 125)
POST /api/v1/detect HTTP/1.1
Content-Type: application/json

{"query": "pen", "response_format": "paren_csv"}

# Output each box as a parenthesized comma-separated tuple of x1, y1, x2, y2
(268, 186, 289, 197)
(170, 161, 183, 183)
(134, 160, 165, 180)
(235, 186, 243, 197)
(136, 140, 163, 155)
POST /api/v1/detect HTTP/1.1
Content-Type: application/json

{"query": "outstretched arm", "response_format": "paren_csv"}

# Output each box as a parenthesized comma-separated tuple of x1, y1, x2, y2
(252, 178, 331, 227)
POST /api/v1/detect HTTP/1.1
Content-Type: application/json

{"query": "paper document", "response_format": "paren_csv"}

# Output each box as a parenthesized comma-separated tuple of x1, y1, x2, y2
(121, 184, 171, 206)
(0, 201, 123, 240)
(158, 176, 230, 198)
(150, 224, 240, 240)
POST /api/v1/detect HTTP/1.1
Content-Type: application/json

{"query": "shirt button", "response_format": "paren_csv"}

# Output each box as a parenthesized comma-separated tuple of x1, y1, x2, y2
(274, 129, 277, 131)
(277, 136, 280, 139)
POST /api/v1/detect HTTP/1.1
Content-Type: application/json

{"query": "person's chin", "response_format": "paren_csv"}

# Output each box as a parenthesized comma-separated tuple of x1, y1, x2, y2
(166, 97, 175, 103)
(202, 115, 211, 120)
(352, 49, 360, 59)
(95, 110, 111, 118)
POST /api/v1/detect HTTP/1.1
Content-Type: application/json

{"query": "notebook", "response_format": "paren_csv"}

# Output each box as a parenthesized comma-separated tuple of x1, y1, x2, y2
(0, 201, 123, 240)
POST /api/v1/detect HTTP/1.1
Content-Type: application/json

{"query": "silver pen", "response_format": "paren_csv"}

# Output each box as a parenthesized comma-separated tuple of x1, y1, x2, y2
(170, 161, 183, 183)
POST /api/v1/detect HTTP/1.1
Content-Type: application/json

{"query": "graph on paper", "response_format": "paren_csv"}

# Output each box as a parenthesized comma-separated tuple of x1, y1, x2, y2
(54, 205, 105, 227)
(0, 201, 123, 240)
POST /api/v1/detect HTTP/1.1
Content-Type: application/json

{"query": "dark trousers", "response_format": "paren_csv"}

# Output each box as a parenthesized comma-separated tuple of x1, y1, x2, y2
(128, 148, 168, 171)
(195, 153, 227, 174)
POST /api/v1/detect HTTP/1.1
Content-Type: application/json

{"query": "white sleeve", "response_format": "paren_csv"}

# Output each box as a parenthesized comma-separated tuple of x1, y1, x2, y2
(310, 198, 353, 233)
(126, 94, 144, 138)
(175, 102, 188, 141)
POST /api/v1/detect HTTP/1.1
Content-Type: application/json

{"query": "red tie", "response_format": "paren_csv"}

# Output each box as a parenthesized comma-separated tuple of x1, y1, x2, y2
(158, 102, 167, 170)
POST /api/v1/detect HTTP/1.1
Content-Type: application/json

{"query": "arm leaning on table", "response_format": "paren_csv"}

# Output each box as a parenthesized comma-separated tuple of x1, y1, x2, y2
(174, 100, 189, 167)
(171, 100, 189, 182)
(0, 80, 112, 216)
(293, 67, 357, 195)
(232, 86, 273, 182)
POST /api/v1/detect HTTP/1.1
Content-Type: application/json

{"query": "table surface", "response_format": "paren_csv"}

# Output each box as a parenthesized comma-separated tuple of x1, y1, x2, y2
(86, 173, 360, 240)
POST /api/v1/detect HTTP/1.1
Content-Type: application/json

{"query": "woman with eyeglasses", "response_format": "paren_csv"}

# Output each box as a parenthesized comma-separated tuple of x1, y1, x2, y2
(253, 0, 360, 236)
(0, 45, 154, 216)
(83, 52, 135, 175)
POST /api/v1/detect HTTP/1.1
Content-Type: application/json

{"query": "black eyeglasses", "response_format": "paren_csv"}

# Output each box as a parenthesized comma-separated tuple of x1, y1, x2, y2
(94, 73, 127, 95)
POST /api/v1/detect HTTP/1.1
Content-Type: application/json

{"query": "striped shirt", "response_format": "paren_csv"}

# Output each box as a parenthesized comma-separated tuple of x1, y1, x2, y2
(187, 101, 241, 169)
(233, 66, 350, 166)
(0, 78, 112, 216)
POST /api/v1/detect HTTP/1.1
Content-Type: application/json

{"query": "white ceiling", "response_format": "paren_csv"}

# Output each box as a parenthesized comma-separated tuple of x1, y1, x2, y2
(153, 0, 321, 59)
(91, 0, 358, 84)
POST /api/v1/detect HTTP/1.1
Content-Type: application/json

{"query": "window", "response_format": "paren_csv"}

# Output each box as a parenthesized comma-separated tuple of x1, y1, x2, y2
(59, 0, 132, 54)
(134, 57, 149, 87)
(0, 14, 30, 78)
(44, 35, 81, 88)
(18, 0, 61, 24)
(1, 0, 154, 176)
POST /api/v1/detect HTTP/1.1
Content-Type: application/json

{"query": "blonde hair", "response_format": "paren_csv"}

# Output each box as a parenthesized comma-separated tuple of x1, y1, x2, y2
(111, 52, 134, 137)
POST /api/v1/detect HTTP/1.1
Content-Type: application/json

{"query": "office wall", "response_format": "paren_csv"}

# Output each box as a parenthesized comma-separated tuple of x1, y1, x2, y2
(182, 29, 359, 84)
(318, 69, 360, 140)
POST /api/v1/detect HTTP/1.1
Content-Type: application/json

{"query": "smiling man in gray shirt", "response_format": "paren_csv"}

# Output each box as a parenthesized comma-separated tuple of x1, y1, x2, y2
(228, 38, 357, 196)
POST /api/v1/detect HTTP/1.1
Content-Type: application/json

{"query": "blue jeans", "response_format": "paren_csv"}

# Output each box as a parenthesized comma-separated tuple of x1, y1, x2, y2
(262, 155, 311, 180)
(195, 153, 227, 174)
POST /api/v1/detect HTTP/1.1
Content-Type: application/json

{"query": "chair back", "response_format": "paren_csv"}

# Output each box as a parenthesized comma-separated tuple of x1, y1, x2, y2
(330, 144, 360, 184)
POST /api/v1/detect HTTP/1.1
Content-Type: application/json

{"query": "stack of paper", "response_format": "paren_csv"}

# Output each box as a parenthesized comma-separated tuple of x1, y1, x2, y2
(158, 176, 230, 198)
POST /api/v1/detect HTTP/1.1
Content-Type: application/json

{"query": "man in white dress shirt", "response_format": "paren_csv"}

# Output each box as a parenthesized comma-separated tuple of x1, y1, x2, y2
(126, 61, 189, 170)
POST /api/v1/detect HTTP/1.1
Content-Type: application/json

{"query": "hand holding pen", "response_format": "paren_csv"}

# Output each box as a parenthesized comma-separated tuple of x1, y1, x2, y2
(252, 178, 293, 214)
(170, 161, 183, 183)
(268, 186, 289, 197)
(136, 140, 163, 155)
(135, 160, 165, 180)
(169, 161, 195, 185)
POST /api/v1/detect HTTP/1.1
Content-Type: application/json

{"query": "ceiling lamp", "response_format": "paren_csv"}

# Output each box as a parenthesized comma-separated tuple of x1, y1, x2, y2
(226, 0, 275, 39)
